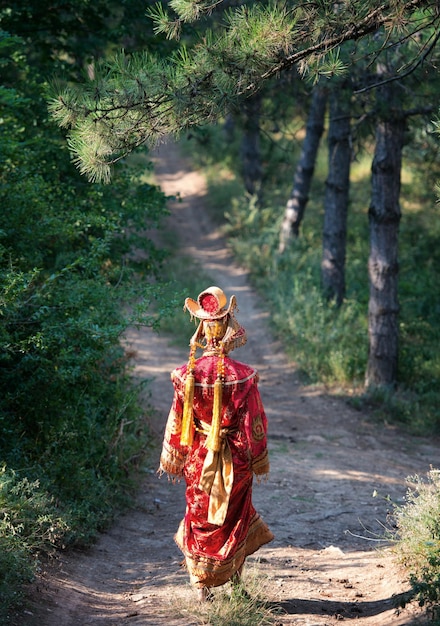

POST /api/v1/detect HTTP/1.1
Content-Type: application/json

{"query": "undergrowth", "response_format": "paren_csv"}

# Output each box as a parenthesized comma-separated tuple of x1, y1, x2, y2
(0, 35, 171, 619)
(180, 119, 440, 625)
(169, 566, 280, 626)
(180, 121, 440, 434)
(392, 469, 440, 624)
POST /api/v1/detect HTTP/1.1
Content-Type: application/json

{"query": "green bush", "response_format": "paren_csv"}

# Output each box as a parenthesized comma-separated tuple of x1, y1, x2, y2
(392, 469, 440, 623)
(0, 31, 170, 620)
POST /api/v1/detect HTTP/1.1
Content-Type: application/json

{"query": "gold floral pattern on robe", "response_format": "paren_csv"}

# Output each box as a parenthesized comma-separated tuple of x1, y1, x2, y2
(159, 355, 273, 588)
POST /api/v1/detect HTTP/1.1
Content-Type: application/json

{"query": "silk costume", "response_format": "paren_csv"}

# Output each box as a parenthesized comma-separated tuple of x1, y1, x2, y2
(159, 353, 274, 588)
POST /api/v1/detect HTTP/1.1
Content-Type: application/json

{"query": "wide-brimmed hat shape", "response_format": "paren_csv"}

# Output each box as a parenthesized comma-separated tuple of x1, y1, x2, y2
(184, 286, 236, 320)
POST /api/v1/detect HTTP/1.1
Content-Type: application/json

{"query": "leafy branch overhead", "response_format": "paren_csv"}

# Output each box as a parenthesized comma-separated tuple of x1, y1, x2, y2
(49, 0, 438, 182)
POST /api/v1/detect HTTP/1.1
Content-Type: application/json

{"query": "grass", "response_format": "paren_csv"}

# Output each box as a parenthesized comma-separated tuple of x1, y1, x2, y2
(392, 469, 440, 623)
(0, 390, 148, 622)
(178, 122, 440, 624)
(178, 120, 440, 435)
(168, 566, 280, 626)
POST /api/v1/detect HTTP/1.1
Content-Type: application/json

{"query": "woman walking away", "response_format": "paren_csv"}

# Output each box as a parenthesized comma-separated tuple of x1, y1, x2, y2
(159, 286, 274, 601)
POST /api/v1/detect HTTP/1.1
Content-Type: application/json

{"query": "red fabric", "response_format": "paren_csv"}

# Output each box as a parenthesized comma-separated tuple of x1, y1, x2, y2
(159, 354, 273, 587)
(199, 293, 219, 314)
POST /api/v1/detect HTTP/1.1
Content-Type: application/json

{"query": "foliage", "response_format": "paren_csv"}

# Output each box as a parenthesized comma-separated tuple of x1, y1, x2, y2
(222, 192, 369, 387)
(0, 27, 171, 620)
(180, 113, 440, 431)
(0, 0, 167, 78)
(48, 0, 438, 182)
(0, 466, 70, 610)
(392, 469, 440, 623)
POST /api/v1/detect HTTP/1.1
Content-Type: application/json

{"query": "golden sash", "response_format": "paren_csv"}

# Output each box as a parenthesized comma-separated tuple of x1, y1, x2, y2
(197, 421, 234, 526)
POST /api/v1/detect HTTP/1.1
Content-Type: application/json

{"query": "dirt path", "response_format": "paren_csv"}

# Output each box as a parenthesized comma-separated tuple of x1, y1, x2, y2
(18, 142, 439, 625)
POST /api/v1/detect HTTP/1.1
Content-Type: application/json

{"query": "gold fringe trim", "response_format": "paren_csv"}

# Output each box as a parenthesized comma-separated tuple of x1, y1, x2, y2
(252, 449, 270, 475)
(175, 513, 274, 587)
(205, 354, 224, 452)
(180, 344, 196, 447)
(180, 372, 194, 446)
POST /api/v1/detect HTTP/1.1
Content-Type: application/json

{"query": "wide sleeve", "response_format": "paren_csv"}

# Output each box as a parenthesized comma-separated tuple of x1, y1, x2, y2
(243, 382, 270, 477)
(158, 381, 188, 478)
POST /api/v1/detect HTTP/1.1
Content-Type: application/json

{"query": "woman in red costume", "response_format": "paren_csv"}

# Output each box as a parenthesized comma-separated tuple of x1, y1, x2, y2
(159, 286, 273, 601)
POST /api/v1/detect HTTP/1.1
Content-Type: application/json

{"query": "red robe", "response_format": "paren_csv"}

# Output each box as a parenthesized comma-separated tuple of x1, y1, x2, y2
(159, 354, 274, 588)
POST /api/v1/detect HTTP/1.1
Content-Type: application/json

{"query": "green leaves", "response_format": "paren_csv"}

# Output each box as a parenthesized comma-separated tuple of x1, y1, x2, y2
(148, 2, 182, 40)
(51, 0, 438, 181)
(48, 49, 180, 182)
(393, 469, 440, 617)
(0, 28, 170, 618)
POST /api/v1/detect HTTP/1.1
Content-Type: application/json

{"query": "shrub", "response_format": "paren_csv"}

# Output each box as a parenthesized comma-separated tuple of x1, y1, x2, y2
(0, 31, 170, 621)
(392, 468, 440, 622)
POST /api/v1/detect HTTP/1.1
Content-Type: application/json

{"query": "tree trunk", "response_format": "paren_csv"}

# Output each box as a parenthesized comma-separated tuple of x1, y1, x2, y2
(321, 84, 352, 306)
(278, 84, 328, 252)
(223, 113, 235, 144)
(365, 81, 404, 388)
(240, 92, 263, 204)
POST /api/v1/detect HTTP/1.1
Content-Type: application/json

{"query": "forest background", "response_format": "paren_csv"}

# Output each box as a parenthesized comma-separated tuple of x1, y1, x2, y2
(1, 1, 440, 623)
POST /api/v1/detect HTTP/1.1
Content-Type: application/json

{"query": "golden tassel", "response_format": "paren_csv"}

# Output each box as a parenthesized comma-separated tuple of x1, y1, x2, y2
(206, 355, 224, 452)
(180, 345, 196, 447)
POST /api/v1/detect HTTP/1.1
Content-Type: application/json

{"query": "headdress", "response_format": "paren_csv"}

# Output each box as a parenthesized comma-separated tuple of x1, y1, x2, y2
(184, 285, 233, 320)
(180, 286, 246, 450)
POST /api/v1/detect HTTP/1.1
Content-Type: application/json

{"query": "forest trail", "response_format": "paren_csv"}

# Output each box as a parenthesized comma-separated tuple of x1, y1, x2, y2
(18, 142, 439, 626)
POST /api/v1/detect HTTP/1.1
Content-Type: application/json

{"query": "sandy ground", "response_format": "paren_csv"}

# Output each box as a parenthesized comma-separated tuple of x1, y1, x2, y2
(13, 142, 440, 626)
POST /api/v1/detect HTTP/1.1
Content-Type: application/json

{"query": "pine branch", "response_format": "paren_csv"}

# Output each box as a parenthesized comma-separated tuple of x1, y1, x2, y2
(50, 0, 440, 182)
(255, 0, 435, 88)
